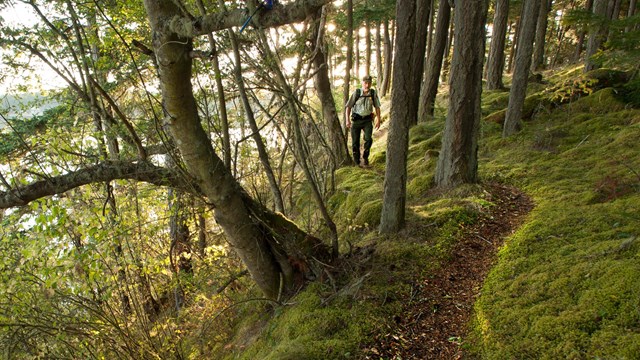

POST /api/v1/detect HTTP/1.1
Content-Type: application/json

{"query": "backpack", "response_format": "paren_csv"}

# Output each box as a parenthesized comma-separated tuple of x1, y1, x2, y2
(355, 88, 376, 104)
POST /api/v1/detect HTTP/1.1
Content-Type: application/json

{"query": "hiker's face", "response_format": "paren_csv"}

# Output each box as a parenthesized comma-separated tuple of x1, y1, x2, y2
(363, 80, 371, 90)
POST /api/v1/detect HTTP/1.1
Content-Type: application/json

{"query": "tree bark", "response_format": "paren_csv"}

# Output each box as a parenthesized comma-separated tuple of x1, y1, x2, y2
(435, 0, 488, 188)
(365, 19, 372, 76)
(584, 0, 609, 72)
(503, 0, 541, 137)
(626, 0, 637, 33)
(143, 0, 330, 300)
(532, 0, 552, 72)
(380, 19, 393, 97)
(311, 7, 351, 167)
(486, 0, 509, 89)
(379, 0, 430, 233)
(376, 21, 383, 84)
(574, 0, 594, 62)
(418, 0, 451, 121)
(343, 0, 353, 109)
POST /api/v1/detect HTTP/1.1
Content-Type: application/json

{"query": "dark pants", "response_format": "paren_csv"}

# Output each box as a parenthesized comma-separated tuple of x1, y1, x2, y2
(350, 115, 373, 164)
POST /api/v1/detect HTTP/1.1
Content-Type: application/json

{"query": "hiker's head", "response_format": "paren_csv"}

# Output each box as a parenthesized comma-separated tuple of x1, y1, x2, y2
(362, 75, 372, 89)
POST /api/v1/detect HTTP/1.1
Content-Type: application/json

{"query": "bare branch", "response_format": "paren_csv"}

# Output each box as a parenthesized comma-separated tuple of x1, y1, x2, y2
(0, 161, 196, 209)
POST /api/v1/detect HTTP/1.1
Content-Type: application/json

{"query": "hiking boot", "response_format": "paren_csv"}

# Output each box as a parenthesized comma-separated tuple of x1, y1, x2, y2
(363, 158, 369, 166)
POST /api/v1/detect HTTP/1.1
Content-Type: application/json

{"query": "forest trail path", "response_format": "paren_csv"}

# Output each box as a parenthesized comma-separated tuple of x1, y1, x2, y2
(363, 183, 533, 359)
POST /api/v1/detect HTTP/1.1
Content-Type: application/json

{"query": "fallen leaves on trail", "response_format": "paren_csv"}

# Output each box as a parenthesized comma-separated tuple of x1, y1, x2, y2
(361, 184, 533, 360)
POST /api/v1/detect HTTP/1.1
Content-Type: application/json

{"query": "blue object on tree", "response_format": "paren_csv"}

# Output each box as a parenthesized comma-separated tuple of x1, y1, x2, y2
(239, 0, 273, 33)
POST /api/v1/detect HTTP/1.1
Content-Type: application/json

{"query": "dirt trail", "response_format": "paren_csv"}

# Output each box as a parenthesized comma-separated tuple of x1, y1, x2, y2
(362, 183, 534, 359)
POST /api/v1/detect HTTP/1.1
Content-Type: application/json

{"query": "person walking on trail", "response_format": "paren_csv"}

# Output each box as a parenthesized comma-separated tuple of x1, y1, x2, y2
(345, 75, 382, 167)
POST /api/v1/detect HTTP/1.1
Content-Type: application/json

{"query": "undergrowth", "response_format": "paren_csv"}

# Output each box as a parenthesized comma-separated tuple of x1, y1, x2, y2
(219, 66, 639, 359)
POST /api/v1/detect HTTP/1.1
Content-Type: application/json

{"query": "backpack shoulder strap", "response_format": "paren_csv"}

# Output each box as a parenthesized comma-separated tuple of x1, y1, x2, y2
(355, 88, 361, 103)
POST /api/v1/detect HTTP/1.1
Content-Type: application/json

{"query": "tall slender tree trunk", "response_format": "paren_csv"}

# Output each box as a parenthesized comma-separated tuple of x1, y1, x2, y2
(311, 7, 351, 166)
(532, 0, 552, 71)
(503, 0, 541, 137)
(584, 0, 609, 72)
(486, 0, 509, 89)
(376, 21, 383, 83)
(343, 0, 353, 107)
(626, 0, 637, 32)
(441, 14, 455, 82)
(426, 0, 436, 56)
(379, 0, 430, 233)
(418, 0, 451, 121)
(574, 0, 595, 62)
(365, 19, 372, 76)
(381, 19, 392, 97)
(435, 0, 489, 188)
(355, 30, 360, 78)
(408, 0, 431, 127)
(507, 16, 521, 73)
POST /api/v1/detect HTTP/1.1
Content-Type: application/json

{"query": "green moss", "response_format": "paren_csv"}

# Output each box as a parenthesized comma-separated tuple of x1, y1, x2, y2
(471, 69, 640, 358)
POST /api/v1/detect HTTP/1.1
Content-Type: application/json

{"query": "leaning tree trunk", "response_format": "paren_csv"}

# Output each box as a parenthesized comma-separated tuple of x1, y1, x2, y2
(418, 0, 451, 121)
(503, 0, 541, 137)
(407, 0, 431, 127)
(311, 7, 351, 167)
(435, 0, 489, 188)
(486, 0, 509, 89)
(574, 0, 594, 62)
(531, 0, 552, 72)
(379, 0, 430, 233)
(143, 0, 330, 300)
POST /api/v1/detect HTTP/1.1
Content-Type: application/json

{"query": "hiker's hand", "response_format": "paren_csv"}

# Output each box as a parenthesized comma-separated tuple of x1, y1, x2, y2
(346, 119, 351, 129)
(375, 118, 381, 130)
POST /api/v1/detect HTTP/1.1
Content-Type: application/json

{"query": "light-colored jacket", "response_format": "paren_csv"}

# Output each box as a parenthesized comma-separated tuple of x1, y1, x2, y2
(346, 89, 381, 117)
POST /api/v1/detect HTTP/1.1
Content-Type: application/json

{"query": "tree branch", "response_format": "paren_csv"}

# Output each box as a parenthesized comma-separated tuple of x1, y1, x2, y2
(169, 0, 333, 37)
(0, 161, 196, 209)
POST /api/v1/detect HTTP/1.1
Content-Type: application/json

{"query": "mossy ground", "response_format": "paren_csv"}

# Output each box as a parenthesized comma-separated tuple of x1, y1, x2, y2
(219, 68, 639, 359)
(471, 70, 640, 359)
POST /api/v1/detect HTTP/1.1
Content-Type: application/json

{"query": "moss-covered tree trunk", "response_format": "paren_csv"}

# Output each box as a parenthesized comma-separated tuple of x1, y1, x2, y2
(434, 0, 488, 188)
(503, 0, 541, 137)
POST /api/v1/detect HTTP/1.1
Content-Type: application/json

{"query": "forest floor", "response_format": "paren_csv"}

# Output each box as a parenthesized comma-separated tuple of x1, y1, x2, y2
(361, 183, 534, 359)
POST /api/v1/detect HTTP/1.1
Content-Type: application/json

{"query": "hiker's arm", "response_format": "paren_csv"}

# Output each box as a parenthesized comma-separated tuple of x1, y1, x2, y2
(345, 106, 352, 129)
(374, 107, 381, 130)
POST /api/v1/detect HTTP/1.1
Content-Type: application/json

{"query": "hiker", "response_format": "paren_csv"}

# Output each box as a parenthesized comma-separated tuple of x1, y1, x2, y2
(345, 75, 382, 166)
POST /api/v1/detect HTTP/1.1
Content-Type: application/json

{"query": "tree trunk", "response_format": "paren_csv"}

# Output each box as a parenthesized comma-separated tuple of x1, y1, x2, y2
(435, 0, 488, 188)
(379, 0, 430, 233)
(418, 0, 451, 121)
(365, 19, 372, 76)
(407, 0, 431, 127)
(486, 0, 509, 89)
(343, 0, 353, 108)
(532, 0, 552, 71)
(503, 0, 541, 137)
(426, 0, 436, 56)
(507, 16, 521, 73)
(627, 0, 637, 32)
(584, 0, 609, 72)
(376, 21, 383, 83)
(142, 0, 330, 300)
(355, 30, 360, 78)
(380, 19, 392, 97)
(441, 13, 455, 82)
(574, 0, 594, 62)
(311, 8, 351, 167)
